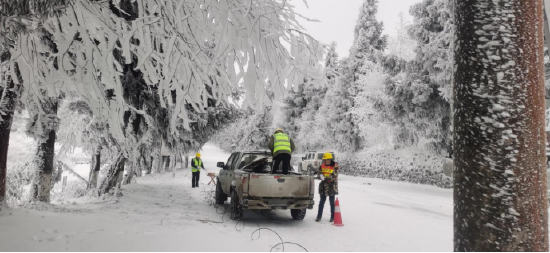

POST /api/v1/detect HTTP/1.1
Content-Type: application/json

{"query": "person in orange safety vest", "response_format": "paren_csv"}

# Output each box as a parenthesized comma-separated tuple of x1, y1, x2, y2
(315, 152, 339, 222)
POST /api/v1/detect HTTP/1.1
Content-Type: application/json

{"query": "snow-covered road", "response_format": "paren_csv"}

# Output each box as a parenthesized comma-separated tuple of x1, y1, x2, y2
(1, 144, 454, 251)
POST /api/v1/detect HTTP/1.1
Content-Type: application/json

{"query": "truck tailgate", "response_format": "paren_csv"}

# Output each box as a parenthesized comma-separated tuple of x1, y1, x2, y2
(247, 174, 311, 198)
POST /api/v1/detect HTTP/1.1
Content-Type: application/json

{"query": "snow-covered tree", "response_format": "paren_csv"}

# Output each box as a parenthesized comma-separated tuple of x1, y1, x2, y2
(118, 0, 326, 139)
(351, 61, 393, 149)
(1, 0, 326, 203)
(387, 12, 416, 61)
(316, 58, 361, 152)
(325, 0, 387, 152)
(383, 0, 453, 154)
(273, 42, 341, 152)
(0, 0, 74, 206)
(0, 54, 23, 208)
(294, 42, 338, 151)
(305, 0, 388, 154)
(56, 100, 115, 190)
(212, 107, 273, 152)
(453, 0, 548, 250)
(351, 0, 388, 64)
(280, 79, 307, 141)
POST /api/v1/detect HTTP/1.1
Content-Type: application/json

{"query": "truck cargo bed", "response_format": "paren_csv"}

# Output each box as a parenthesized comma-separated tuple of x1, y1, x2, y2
(247, 174, 311, 198)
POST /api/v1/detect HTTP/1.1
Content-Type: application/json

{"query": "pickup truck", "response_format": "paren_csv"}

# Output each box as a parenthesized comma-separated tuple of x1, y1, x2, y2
(215, 151, 315, 221)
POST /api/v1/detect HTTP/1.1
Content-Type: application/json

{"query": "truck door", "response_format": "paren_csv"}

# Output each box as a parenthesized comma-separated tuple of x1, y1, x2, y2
(306, 153, 315, 171)
(223, 153, 240, 193)
(220, 153, 238, 194)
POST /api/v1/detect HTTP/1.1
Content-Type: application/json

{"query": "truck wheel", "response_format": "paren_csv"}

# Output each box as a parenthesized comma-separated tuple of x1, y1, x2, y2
(230, 189, 243, 220)
(291, 209, 307, 220)
(215, 179, 227, 205)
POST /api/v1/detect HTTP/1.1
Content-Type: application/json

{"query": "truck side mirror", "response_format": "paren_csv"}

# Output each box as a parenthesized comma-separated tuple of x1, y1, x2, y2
(217, 162, 225, 168)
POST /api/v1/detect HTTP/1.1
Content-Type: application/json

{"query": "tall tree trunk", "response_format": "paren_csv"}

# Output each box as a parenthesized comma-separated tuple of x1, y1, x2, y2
(147, 155, 153, 174)
(184, 155, 188, 169)
(87, 147, 101, 189)
(123, 161, 134, 185)
(454, 0, 549, 251)
(100, 155, 126, 195)
(156, 149, 162, 174)
(31, 100, 59, 203)
(51, 161, 63, 190)
(171, 153, 176, 178)
(163, 155, 170, 171)
(0, 59, 22, 209)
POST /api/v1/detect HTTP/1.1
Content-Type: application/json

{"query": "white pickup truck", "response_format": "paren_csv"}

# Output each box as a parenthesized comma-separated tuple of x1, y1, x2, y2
(215, 151, 315, 220)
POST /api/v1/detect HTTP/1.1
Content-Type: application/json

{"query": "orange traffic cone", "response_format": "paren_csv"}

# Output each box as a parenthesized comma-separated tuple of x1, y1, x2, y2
(332, 198, 344, 227)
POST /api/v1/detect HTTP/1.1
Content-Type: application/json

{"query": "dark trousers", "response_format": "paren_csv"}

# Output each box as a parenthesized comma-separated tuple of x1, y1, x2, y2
(272, 153, 291, 175)
(192, 171, 200, 187)
(317, 195, 335, 218)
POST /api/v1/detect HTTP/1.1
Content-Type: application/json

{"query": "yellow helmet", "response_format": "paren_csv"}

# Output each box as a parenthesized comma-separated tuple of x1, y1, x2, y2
(322, 153, 333, 160)
(275, 128, 284, 134)
(196, 153, 201, 158)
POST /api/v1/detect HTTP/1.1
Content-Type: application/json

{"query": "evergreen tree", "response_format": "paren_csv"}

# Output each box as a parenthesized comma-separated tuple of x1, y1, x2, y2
(351, 61, 393, 149)
(351, 0, 388, 64)
(317, 58, 361, 152)
(305, 0, 388, 153)
(384, 0, 454, 154)
(387, 12, 417, 61)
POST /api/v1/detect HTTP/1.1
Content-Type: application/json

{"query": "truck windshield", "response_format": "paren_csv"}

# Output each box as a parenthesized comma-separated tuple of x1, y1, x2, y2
(237, 154, 270, 170)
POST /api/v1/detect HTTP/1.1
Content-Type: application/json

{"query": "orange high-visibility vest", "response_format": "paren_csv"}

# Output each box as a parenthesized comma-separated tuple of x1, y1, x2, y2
(321, 164, 335, 178)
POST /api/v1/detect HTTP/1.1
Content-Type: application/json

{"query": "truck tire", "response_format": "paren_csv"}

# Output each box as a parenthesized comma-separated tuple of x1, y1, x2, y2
(291, 209, 307, 220)
(230, 189, 243, 220)
(215, 179, 227, 205)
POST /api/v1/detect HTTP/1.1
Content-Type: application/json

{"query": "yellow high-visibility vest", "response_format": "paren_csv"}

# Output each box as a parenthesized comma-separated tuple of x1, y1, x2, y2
(192, 158, 202, 172)
(273, 133, 291, 153)
(321, 164, 335, 178)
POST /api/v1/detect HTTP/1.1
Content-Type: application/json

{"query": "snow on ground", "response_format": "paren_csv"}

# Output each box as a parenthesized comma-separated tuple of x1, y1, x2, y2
(0, 144, 455, 251)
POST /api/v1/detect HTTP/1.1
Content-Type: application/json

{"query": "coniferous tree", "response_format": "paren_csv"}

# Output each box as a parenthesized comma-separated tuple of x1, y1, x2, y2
(312, 0, 388, 153)
(384, 0, 454, 153)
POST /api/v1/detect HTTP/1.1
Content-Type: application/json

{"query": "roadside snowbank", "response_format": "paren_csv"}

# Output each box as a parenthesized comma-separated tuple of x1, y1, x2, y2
(338, 149, 452, 189)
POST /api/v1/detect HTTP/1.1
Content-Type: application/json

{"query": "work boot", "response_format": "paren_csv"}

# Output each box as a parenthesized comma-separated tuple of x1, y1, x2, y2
(330, 215, 334, 222)
(315, 216, 321, 222)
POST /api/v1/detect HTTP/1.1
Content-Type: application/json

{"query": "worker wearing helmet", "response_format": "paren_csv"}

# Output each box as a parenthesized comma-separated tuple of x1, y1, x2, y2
(268, 128, 295, 175)
(191, 153, 205, 188)
(316, 152, 339, 222)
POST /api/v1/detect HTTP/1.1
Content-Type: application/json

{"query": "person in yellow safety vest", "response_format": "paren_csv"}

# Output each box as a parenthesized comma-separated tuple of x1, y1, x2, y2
(191, 153, 205, 188)
(268, 128, 295, 175)
(315, 152, 339, 222)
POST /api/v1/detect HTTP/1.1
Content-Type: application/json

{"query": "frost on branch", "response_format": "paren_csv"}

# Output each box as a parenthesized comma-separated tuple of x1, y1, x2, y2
(127, 0, 326, 132)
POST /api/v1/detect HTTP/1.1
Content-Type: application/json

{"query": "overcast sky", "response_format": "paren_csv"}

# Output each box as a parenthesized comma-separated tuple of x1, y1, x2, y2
(293, 0, 423, 58)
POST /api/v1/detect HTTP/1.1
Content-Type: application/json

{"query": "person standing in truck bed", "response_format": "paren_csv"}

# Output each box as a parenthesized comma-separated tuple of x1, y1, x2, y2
(268, 128, 295, 175)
